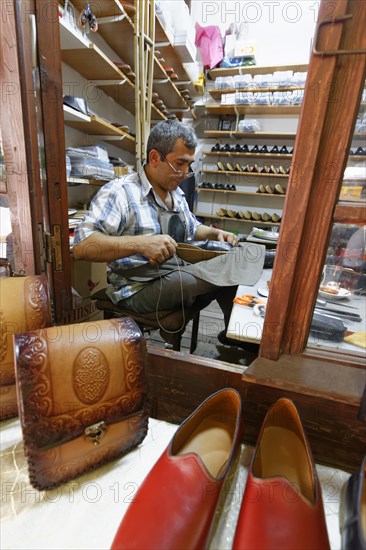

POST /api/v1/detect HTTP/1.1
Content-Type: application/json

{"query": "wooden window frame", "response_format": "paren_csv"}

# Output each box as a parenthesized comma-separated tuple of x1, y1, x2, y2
(260, 0, 366, 359)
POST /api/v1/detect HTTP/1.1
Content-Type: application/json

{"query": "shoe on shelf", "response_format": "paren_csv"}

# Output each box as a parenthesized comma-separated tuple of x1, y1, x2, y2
(235, 163, 243, 172)
(217, 331, 259, 353)
(111, 389, 243, 550)
(211, 143, 221, 152)
(270, 145, 279, 154)
(260, 145, 268, 153)
(251, 164, 260, 173)
(262, 212, 271, 222)
(232, 398, 330, 550)
(227, 210, 237, 218)
(355, 146, 366, 155)
(265, 185, 274, 194)
(214, 183, 224, 190)
(217, 208, 228, 217)
(340, 454, 366, 550)
(222, 144, 231, 152)
(230, 184, 236, 191)
(235, 144, 242, 152)
(286, 166, 291, 174)
(251, 145, 259, 153)
(236, 211, 244, 219)
(217, 162, 226, 171)
(288, 147, 294, 154)
(279, 145, 289, 154)
(241, 144, 250, 152)
(252, 212, 262, 221)
(278, 166, 287, 175)
(274, 183, 286, 194)
(258, 184, 266, 193)
(226, 163, 235, 172)
(271, 213, 281, 222)
(243, 164, 251, 172)
(224, 184, 232, 191)
(261, 166, 271, 174)
(243, 210, 252, 220)
(269, 165, 278, 174)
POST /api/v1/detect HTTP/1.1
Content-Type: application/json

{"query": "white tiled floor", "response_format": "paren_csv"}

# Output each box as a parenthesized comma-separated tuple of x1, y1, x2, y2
(1, 416, 349, 550)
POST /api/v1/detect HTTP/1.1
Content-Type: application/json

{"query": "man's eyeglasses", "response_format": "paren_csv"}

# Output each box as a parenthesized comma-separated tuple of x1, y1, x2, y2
(160, 153, 195, 178)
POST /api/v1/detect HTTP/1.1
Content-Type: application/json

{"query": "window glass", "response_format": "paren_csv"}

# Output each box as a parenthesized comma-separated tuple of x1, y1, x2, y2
(307, 223, 365, 354)
(339, 85, 366, 203)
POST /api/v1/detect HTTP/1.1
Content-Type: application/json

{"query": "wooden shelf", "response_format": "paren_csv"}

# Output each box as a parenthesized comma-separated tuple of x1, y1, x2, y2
(200, 170, 289, 178)
(202, 105, 302, 116)
(207, 64, 309, 80)
(59, 5, 189, 120)
(202, 151, 293, 159)
(209, 86, 305, 99)
(195, 212, 281, 226)
(197, 188, 286, 197)
(67, 177, 108, 186)
(204, 131, 297, 140)
(63, 106, 135, 152)
(155, 15, 196, 97)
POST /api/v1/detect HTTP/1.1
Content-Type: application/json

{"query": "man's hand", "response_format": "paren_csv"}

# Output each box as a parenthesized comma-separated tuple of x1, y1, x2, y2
(140, 235, 178, 264)
(216, 230, 238, 246)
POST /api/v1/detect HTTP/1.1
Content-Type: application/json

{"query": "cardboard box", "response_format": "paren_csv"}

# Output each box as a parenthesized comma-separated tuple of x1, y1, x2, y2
(70, 255, 107, 299)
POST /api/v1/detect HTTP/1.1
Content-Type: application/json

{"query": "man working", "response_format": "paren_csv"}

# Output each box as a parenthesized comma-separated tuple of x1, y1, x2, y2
(73, 120, 263, 344)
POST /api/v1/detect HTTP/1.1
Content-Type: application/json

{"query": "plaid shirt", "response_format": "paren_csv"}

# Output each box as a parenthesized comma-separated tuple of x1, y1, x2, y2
(74, 166, 200, 303)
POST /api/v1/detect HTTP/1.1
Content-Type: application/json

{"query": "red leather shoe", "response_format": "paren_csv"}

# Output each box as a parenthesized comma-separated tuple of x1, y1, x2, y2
(233, 398, 330, 550)
(111, 388, 243, 550)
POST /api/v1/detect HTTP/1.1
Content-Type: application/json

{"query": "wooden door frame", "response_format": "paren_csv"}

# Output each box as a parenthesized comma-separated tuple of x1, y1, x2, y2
(260, 0, 366, 359)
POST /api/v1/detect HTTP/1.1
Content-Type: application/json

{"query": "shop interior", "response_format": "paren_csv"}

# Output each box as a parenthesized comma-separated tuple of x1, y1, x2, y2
(0, 0, 365, 548)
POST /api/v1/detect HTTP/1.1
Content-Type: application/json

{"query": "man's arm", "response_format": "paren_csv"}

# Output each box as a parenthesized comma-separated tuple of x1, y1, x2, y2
(194, 224, 238, 245)
(73, 232, 177, 264)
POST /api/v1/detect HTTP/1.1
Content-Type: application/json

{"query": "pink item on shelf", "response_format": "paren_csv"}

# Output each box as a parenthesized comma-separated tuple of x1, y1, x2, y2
(195, 23, 223, 69)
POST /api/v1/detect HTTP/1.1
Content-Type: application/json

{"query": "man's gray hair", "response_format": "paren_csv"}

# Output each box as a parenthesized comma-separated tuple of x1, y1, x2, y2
(146, 120, 197, 158)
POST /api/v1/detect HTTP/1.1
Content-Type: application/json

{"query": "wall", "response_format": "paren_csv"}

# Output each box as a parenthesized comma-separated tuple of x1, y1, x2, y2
(191, 0, 318, 66)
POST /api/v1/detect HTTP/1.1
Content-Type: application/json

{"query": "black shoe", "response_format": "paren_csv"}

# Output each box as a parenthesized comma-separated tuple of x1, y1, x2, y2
(340, 454, 366, 550)
(355, 146, 366, 155)
(251, 145, 259, 153)
(241, 144, 249, 152)
(230, 185, 236, 191)
(217, 331, 259, 353)
(270, 145, 279, 154)
(260, 145, 268, 153)
(222, 144, 231, 152)
(279, 146, 289, 154)
(211, 143, 221, 152)
(264, 249, 276, 268)
(235, 144, 242, 152)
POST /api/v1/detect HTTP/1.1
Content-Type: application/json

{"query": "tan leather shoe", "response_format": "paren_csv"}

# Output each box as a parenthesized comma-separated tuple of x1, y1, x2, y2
(265, 185, 274, 194)
(252, 212, 262, 221)
(271, 213, 281, 222)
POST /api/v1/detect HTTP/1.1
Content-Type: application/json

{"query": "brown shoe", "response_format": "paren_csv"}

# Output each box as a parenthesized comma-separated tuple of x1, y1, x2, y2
(251, 164, 260, 173)
(227, 210, 237, 218)
(261, 166, 271, 174)
(217, 208, 228, 217)
(244, 164, 251, 172)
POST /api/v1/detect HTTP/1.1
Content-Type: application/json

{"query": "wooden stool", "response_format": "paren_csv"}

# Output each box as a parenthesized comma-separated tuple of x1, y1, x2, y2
(91, 289, 201, 354)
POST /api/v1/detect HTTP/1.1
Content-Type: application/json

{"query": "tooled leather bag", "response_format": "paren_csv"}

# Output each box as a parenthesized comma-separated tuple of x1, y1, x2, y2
(14, 317, 149, 490)
(0, 274, 52, 420)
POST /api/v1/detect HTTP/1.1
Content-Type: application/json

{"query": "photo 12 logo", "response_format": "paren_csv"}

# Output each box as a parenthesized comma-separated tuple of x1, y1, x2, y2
(201, 2, 324, 24)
